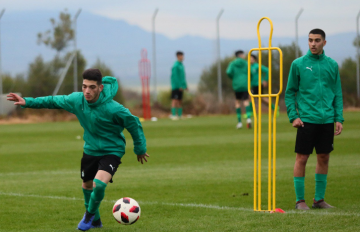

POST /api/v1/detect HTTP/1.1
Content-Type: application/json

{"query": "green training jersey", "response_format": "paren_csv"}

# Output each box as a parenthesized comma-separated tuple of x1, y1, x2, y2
(22, 76, 147, 158)
(226, 58, 248, 92)
(285, 50, 344, 124)
(251, 63, 269, 87)
(171, 61, 187, 90)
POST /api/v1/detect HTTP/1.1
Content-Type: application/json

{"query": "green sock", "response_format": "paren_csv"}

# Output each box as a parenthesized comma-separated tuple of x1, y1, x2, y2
(249, 102, 253, 114)
(177, 107, 183, 117)
(294, 177, 305, 202)
(82, 188, 100, 221)
(88, 179, 107, 215)
(171, 107, 176, 116)
(245, 105, 252, 118)
(315, 174, 327, 201)
(236, 108, 241, 123)
(271, 103, 275, 110)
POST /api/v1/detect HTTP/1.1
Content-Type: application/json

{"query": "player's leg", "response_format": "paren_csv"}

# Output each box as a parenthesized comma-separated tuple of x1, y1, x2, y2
(79, 154, 101, 230)
(171, 90, 179, 119)
(242, 91, 252, 129)
(312, 123, 334, 208)
(235, 95, 242, 129)
(177, 90, 184, 118)
(294, 153, 310, 209)
(293, 122, 315, 210)
(78, 155, 121, 231)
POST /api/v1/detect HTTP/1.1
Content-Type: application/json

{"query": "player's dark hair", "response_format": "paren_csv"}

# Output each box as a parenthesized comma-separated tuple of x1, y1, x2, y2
(235, 50, 244, 57)
(309, 28, 326, 39)
(82, 68, 102, 85)
(251, 54, 258, 61)
(176, 51, 184, 56)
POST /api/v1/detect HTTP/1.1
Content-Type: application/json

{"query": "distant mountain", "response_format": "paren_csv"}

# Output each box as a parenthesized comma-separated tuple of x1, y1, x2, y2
(1, 10, 357, 89)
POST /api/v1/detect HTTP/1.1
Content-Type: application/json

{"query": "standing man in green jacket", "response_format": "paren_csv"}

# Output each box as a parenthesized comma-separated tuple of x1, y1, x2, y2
(285, 29, 344, 210)
(249, 54, 279, 117)
(170, 51, 187, 120)
(226, 50, 252, 129)
(7, 69, 149, 231)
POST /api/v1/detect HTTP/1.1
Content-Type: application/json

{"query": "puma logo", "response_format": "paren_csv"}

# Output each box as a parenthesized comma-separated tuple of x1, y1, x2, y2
(109, 164, 114, 171)
(306, 66, 313, 71)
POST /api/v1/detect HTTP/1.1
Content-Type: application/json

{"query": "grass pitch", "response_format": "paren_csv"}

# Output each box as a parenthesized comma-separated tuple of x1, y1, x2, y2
(0, 112, 360, 232)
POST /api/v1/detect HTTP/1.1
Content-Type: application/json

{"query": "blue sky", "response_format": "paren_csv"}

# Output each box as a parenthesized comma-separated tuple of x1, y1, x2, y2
(1, 0, 360, 39)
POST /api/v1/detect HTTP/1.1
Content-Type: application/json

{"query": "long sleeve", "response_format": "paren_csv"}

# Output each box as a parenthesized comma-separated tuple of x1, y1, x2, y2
(226, 63, 233, 79)
(22, 92, 80, 114)
(333, 66, 344, 123)
(113, 108, 147, 155)
(171, 66, 181, 90)
(261, 65, 269, 82)
(285, 62, 300, 123)
(179, 66, 187, 89)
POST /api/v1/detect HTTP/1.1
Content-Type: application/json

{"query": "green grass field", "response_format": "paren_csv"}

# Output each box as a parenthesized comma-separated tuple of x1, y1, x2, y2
(1, 112, 360, 232)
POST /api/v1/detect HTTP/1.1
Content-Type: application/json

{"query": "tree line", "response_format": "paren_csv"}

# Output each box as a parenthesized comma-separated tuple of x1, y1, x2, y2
(2, 10, 125, 104)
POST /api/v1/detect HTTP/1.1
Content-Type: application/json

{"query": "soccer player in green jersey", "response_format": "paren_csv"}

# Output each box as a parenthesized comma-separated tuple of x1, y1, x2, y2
(285, 29, 344, 210)
(249, 54, 279, 117)
(226, 50, 252, 129)
(170, 51, 187, 120)
(7, 69, 149, 230)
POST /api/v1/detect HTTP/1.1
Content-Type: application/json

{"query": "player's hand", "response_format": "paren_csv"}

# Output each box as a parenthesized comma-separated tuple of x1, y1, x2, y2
(262, 81, 268, 88)
(292, 118, 304, 128)
(7, 93, 25, 106)
(334, 122, 343, 136)
(179, 88, 183, 91)
(137, 153, 150, 164)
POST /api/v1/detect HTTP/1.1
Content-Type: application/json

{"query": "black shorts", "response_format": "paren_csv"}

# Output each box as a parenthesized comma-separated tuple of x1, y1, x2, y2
(251, 86, 264, 95)
(171, 89, 183, 100)
(295, 122, 334, 155)
(235, 91, 249, 100)
(81, 153, 122, 183)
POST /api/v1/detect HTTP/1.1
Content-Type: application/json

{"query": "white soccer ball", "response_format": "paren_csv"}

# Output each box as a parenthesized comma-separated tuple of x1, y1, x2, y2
(112, 197, 141, 225)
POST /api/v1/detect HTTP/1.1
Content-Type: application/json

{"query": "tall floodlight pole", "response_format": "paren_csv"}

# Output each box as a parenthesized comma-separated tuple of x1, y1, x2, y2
(152, 8, 159, 102)
(356, 10, 360, 98)
(0, 9, 5, 116)
(295, 8, 303, 58)
(73, 9, 81, 92)
(216, 9, 224, 103)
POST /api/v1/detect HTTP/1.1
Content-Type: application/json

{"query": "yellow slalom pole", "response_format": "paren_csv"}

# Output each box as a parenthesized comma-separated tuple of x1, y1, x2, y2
(248, 17, 283, 212)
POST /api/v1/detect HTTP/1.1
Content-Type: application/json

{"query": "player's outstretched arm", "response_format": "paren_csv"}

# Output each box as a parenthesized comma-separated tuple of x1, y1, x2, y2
(7, 93, 25, 105)
(137, 153, 150, 164)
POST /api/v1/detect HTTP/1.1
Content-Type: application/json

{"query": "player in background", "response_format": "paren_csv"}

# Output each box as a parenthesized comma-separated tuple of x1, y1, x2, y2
(170, 51, 188, 120)
(285, 29, 344, 210)
(248, 54, 279, 118)
(7, 69, 149, 231)
(226, 50, 252, 129)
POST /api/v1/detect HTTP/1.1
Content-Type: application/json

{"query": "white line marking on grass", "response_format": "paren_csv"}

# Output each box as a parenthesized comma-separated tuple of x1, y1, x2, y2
(1, 191, 359, 217)
(0, 170, 77, 176)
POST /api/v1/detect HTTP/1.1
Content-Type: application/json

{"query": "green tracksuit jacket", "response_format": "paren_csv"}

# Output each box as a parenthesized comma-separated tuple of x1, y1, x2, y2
(251, 63, 269, 87)
(171, 61, 187, 90)
(285, 50, 344, 124)
(22, 76, 147, 158)
(226, 58, 248, 92)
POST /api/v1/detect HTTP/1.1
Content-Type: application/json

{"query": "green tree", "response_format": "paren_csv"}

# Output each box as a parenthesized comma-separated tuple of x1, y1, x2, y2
(37, 9, 74, 54)
(91, 59, 125, 105)
(339, 57, 358, 106)
(57, 51, 87, 95)
(2, 74, 26, 94)
(353, 35, 360, 48)
(26, 55, 57, 97)
(198, 57, 233, 98)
